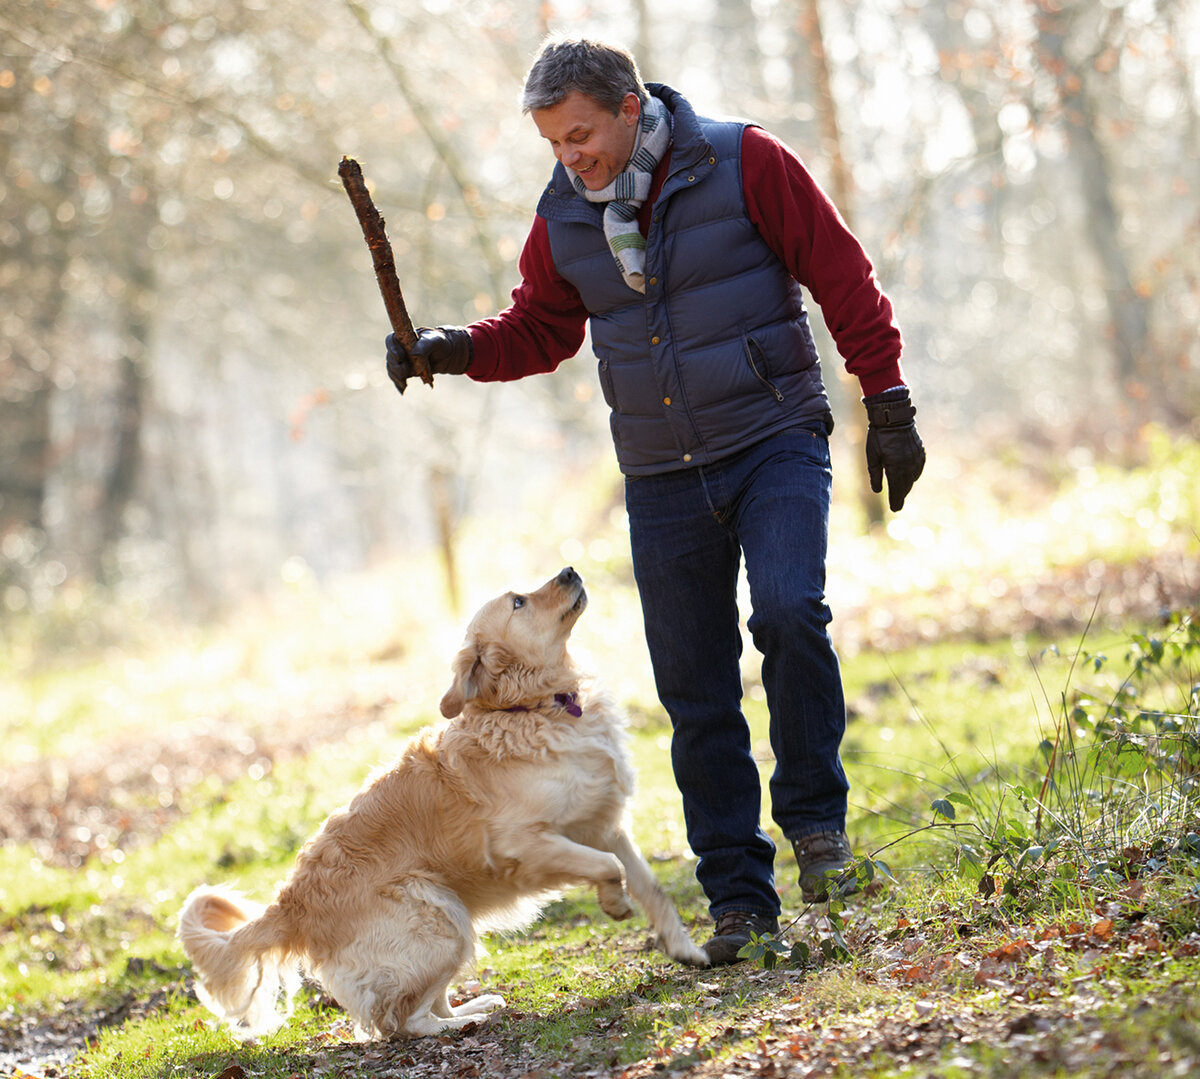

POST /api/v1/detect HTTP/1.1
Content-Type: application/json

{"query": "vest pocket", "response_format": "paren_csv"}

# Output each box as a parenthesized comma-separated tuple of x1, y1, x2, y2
(744, 336, 785, 403)
(597, 357, 617, 409)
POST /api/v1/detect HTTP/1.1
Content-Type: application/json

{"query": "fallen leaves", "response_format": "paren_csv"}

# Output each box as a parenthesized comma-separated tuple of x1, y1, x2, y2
(864, 880, 1200, 1043)
(0, 700, 392, 869)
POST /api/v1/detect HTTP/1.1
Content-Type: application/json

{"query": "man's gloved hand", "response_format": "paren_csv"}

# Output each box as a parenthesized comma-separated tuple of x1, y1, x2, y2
(385, 326, 473, 393)
(863, 386, 925, 512)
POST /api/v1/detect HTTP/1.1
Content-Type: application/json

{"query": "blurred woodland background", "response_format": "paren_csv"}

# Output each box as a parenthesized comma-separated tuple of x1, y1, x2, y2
(2, 0, 1198, 626)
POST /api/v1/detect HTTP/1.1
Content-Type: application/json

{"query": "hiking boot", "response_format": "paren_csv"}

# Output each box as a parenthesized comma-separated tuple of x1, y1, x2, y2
(702, 911, 780, 966)
(793, 830, 860, 903)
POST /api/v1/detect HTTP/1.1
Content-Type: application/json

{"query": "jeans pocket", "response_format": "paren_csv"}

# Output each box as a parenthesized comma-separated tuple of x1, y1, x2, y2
(771, 425, 831, 468)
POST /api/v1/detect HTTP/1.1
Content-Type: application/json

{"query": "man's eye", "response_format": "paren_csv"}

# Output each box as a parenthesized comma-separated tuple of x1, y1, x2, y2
(513, 595, 526, 609)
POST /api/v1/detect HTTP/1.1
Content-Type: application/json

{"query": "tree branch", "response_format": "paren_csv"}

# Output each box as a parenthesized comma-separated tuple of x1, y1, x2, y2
(341, 0, 506, 306)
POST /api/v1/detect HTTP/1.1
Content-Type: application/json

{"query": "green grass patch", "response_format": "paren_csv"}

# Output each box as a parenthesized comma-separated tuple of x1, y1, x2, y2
(3, 431, 1199, 1077)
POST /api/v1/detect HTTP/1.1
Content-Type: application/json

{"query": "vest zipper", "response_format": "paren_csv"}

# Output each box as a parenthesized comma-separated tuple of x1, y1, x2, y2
(746, 337, 785, 403)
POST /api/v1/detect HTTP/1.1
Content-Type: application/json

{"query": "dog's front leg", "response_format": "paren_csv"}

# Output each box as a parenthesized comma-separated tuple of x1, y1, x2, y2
(504, 831, 634, 920)
(610, 828, 709, 967)
(433, 988, 508, 1021)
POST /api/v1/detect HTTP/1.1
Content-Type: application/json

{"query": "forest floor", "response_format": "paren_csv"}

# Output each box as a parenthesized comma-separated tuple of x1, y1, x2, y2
(3, 435, 1200, 1078)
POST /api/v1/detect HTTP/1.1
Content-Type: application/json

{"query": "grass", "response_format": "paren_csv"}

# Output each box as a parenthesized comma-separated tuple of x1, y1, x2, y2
(5, 634, 1198, 1076)
(2, 427, 1199, 1077)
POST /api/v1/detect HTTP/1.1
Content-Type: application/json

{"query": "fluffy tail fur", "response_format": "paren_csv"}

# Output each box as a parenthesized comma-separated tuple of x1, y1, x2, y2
(178, 885, 302, 1036)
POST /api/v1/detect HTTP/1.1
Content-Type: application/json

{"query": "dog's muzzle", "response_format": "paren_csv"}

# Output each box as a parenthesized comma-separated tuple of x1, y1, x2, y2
(556, 566, 587, 616)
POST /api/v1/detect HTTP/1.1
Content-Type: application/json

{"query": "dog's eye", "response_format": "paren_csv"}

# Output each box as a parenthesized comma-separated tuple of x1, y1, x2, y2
(512, 595, 525, 610)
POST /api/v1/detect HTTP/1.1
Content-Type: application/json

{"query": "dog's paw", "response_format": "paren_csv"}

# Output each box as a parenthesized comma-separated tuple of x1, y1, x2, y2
(599, 886, 636, 921)
(673, 941, 711, 967)
(452, 993, 506, 1016)
(655, 929, 710, 967)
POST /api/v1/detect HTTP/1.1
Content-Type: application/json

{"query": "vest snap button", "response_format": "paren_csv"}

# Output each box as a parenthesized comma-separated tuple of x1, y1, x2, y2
(663, 396, 671, 406)
(683, 453, 693, 463)
(651, 335, 661, 345)
(649, 276, 657, 286)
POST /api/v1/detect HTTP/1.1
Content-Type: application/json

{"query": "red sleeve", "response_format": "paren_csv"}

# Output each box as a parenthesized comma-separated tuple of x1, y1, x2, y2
(466, 216, 589, 382)
(740, 126, 905, 397)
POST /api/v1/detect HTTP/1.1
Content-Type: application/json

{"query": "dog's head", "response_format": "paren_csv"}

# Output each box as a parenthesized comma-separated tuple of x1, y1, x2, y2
(440, 567, 588, 718)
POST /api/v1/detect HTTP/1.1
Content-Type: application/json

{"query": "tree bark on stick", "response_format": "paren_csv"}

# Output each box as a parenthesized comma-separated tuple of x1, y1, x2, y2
(338, 155, 431, 391)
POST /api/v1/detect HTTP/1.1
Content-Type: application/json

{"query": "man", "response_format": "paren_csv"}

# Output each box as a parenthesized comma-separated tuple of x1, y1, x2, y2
(385, 38, 924, 964)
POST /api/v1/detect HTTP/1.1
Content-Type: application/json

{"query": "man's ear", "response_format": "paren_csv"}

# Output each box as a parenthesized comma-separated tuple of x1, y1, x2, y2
(440, 641, 481, 718)
(620, 91, 641, 126)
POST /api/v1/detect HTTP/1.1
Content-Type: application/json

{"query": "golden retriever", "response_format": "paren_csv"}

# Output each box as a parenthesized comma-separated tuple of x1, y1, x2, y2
(177, 567, 707, 1039)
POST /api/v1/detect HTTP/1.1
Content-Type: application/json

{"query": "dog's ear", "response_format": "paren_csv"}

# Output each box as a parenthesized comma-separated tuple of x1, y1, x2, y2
(440, 640, 481, 718)
(440, 636, 520, 716)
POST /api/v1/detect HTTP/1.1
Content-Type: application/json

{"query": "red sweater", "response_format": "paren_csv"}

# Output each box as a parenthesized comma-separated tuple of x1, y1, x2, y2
(468, 126, 904, 398)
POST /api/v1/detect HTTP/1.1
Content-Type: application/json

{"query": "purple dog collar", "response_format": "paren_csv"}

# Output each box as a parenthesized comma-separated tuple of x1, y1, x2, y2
(554, 692, 583, 717)
(504, 692, 582, 717)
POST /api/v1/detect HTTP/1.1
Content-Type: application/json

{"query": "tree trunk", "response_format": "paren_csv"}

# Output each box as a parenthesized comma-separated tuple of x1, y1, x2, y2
(1032, 1, 1152, 413)
(96, 352, 145, 578)
(0, 57, 62, 546)
(632, 0, 653, 81)
(796, 0, 883, 526)
(924, 4, 1005, 163)
(429, 465, 461, 616)
(716, 0, 767, 104)
(0, 354, 55, 536)
(91, 184, 158, 581)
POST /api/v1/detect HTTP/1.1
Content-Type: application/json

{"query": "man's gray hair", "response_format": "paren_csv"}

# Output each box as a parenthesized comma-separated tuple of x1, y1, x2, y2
(522, 38, 649, 114)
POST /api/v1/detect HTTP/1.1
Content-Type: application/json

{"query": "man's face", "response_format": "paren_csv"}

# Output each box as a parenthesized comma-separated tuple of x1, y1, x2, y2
(532, 90, 641, 191)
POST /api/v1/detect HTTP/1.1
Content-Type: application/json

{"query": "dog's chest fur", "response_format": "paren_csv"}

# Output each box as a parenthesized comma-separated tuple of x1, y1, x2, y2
(447, 692, 633, 820)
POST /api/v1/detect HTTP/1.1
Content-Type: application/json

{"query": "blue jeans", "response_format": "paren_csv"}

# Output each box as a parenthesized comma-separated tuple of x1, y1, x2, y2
(624, 428, 849, 919)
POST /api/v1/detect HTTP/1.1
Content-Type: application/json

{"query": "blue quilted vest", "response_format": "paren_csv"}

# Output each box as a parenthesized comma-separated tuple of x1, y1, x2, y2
(536, 83, 832, 475)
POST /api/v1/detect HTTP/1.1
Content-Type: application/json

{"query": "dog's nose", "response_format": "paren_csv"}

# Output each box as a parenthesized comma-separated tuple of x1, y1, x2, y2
(557, 566, 581, 587)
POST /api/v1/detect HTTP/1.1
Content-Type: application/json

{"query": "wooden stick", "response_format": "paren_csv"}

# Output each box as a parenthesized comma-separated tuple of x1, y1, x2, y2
(337, 156, 432, 391)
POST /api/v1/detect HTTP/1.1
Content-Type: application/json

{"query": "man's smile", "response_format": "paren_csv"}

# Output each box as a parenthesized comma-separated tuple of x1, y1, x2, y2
(531, 90, 642, 194)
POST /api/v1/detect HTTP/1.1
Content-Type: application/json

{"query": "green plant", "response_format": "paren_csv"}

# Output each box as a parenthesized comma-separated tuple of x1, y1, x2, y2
(734, 611, 1200, 972)
(739, 855, 891, 970)
(927, 612, 1200, 920)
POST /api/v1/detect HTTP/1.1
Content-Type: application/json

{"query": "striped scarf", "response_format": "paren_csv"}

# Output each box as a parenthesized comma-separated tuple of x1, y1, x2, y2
(569, 95, 671, 294)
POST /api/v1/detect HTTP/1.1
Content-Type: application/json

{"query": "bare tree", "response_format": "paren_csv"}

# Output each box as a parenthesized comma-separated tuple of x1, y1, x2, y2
(794, 0, 882, 525)
(1032, 0, 1152, 411)
(0, 28, 79, 556)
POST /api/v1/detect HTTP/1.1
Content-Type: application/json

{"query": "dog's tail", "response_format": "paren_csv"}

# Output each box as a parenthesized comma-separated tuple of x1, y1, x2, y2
(178, 884, 302, 1036)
